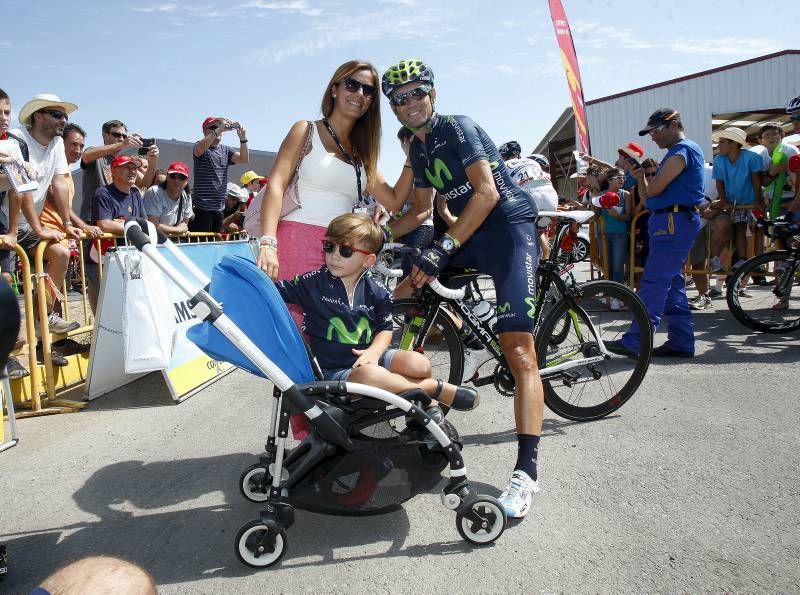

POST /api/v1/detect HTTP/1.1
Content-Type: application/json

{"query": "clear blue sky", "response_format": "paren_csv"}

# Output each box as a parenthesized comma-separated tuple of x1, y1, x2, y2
(2, 0, 796, 180)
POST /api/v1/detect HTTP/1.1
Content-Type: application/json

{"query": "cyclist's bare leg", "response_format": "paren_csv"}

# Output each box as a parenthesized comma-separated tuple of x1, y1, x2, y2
(498, 331, 544, 434)
(539, 232, 551, 260)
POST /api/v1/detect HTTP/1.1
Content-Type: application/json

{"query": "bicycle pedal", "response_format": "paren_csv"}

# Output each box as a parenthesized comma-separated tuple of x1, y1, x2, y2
(561, 371, 580, 387)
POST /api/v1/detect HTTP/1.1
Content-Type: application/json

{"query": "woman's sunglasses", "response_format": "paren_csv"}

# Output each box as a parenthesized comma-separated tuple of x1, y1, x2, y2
(168, 173, 188, 180)
(322, 239, 371, 258)
(390, 85, 432, 107)
(342, 77, 376, 98)
(644, 171, 657, 178)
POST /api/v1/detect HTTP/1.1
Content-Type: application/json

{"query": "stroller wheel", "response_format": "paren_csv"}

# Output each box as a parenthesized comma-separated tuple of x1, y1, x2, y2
(456, 497, 506, 545)
(240, 464, 271, 503)
(235, 519, 287, 568)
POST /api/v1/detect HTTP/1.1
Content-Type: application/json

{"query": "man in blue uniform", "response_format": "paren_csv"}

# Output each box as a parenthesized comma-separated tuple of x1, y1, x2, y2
(610, 108, 704, 358)
(382, 59, 543, 518)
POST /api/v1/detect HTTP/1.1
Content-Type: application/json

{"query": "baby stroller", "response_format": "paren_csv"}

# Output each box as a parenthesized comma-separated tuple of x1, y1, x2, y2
(123, 219, 506, 569)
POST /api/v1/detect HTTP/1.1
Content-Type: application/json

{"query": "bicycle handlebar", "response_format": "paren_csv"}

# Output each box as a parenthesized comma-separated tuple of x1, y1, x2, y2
(378, 242, 465, 299)
(428, 279, 466, 300)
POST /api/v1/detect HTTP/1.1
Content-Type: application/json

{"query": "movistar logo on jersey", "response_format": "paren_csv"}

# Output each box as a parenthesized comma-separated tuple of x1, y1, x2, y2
(425, 158, 453, 190)
(490, 160, 500, 170)
(443, 183, 474, 201)
(497, 302, 511, 313)
(326, 317, 372, 344)
(524, 297, 537, 318)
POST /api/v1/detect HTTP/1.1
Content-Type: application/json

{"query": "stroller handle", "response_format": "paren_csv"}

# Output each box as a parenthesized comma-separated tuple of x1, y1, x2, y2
(124, 218, 168, 250)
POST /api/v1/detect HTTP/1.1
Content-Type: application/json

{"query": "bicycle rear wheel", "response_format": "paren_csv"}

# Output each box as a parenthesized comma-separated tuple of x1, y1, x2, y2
(536, 280, 652, 421)
(390, 299, 464, 386)
(725, 251, 800, 333)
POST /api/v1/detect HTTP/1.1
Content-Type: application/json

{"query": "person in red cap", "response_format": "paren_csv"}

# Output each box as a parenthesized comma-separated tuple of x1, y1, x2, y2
(79, 119, 159, 229)
(82, 155, 148, 310)
(143, 161, 193, 236)
(190, 117, 249, 233)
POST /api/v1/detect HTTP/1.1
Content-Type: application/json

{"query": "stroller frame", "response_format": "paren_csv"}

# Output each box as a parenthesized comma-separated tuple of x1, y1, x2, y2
(124, 219, 506, 569)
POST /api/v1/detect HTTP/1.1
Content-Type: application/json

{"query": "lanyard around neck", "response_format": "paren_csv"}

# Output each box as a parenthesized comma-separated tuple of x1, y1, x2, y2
(322, 118, 363, 205)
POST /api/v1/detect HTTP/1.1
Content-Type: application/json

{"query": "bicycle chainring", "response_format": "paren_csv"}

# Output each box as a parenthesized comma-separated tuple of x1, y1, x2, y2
(493, 364, 516, 397)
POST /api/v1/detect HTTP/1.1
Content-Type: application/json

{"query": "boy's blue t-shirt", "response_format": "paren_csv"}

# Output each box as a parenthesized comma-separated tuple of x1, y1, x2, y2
(646, 139, 705, 211)
(712, 150, 762, 206)
(275, 267, 393, 371)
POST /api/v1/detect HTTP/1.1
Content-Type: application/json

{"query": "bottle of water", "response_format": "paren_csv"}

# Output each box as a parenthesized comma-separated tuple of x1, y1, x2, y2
(472, 300, 497, 332)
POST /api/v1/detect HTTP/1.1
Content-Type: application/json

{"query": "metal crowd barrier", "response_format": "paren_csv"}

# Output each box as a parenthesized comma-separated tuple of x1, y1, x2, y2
(7, 230, 237, 418)
(627, 205, 774, 290)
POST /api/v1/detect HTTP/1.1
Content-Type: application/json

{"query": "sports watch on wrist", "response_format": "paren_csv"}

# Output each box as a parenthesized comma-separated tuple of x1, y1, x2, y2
(439, 233, 460, 254)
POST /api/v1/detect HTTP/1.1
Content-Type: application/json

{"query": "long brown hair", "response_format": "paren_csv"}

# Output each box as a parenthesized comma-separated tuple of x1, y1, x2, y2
(320, 60, 381, 184)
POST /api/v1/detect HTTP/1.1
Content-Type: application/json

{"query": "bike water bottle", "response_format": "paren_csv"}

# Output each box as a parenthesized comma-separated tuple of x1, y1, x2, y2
(472, 300, 497, 332)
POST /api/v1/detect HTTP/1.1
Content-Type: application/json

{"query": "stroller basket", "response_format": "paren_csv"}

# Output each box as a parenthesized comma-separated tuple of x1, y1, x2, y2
(123, 219, 506, 569)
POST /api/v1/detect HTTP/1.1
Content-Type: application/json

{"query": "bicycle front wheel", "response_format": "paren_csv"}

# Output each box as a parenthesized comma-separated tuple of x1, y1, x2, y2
(391, 299, 464, 386)
(725, 251, 800, 333)
(536, 280, 652, 421)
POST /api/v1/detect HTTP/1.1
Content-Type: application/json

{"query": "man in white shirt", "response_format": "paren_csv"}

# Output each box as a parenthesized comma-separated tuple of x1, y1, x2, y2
(0, 93, 82, 358)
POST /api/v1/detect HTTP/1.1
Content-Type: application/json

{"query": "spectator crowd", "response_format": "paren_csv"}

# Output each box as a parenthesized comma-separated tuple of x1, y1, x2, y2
(0, 90, 269, 379)
(556, 112, 800, 312)
(2, 84, 799, 380)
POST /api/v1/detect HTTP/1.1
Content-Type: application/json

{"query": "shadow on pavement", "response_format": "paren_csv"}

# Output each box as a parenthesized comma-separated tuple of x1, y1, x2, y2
(3, 451, 500, 590)
(655, 308, 800, 366)
(460, 415, 619, 447)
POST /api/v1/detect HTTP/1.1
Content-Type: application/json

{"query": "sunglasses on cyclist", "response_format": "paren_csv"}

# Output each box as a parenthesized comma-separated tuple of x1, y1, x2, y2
(168, 173, 188, 180)
(39, 109, 69, 121)
(321, 239, 372, 258)
(342, 77, 376, 98)
(390, 85, 433, 107)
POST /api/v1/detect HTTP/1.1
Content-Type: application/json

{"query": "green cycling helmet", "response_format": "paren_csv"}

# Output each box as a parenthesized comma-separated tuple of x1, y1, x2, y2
(382, 59, 434, 98)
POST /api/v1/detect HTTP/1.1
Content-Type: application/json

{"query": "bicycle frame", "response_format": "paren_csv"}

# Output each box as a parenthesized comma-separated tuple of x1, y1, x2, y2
(399, 216, 612, 384)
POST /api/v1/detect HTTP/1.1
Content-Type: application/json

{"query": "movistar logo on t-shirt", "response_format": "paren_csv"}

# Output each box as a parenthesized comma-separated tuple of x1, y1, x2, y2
(425, 158, 453, 190)
(326, 316, 372, 344)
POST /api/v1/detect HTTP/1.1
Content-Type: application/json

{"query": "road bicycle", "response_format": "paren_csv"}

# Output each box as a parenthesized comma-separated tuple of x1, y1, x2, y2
(389, 211, 653, 422)
(726, 218, 800, 333)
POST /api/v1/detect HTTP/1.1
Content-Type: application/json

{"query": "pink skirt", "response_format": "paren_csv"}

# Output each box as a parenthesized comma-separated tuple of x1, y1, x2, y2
(276, 220, 326, 440)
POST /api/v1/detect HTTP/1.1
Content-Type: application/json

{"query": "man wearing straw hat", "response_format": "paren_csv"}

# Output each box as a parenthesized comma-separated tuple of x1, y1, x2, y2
(0, 94, 83, 348)
(710, 127, 763, 275)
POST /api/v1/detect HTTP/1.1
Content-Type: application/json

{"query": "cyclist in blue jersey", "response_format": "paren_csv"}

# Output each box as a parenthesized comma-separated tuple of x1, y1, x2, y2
(382, 59, 545, 519)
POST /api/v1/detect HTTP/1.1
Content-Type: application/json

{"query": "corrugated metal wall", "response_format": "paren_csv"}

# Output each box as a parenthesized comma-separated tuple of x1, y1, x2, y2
(583, 54, 800, 165)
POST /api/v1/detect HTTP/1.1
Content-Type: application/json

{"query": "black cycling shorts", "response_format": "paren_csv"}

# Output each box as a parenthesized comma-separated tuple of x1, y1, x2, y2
(448, 220, 540, 333)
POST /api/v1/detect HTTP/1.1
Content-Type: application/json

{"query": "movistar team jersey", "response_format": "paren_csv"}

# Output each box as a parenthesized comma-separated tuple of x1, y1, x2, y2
(409, 114, 538, 227)
(275, 267, 393, 371)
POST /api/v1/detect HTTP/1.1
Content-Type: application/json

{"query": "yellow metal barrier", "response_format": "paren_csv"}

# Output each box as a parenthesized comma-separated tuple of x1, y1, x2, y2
(587, 217, 608, 281)
(627, 206, 774, 291)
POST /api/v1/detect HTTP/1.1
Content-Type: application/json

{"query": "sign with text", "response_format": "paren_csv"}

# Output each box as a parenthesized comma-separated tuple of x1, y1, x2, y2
(86, 240, 257, 403)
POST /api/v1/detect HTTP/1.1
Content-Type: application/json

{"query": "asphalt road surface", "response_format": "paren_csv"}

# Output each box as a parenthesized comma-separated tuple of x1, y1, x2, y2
(1, 292, 798, 593)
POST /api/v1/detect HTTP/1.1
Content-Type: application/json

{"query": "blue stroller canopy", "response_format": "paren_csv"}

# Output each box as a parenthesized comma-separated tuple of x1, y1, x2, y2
(186, 255, 315, 383)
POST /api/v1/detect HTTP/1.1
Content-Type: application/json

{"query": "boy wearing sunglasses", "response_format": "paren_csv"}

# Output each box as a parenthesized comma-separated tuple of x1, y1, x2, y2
(274, 213, 479, 418)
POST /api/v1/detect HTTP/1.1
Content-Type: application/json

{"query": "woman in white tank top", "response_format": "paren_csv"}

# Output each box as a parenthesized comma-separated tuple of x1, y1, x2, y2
(257, 60, 417, 440)
(257, 60, 416, 285)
